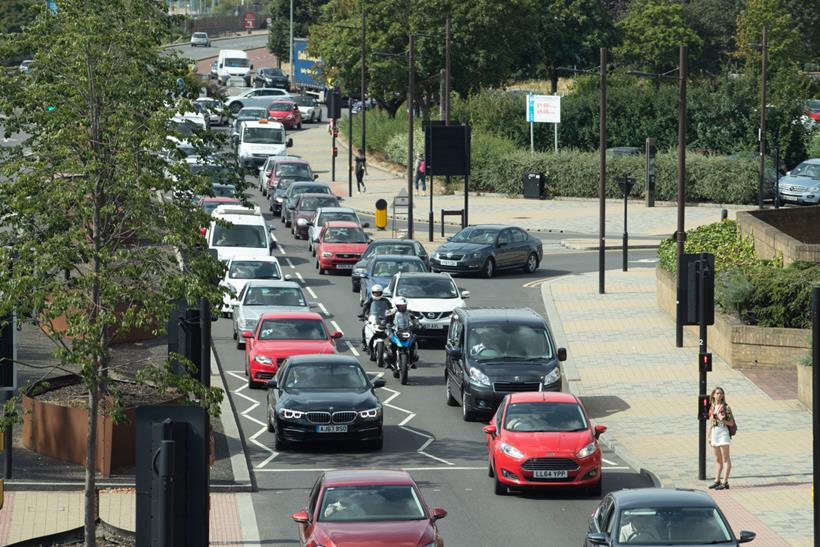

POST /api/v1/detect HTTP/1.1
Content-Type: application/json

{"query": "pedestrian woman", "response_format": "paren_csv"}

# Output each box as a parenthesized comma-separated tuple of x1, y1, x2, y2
(707, 386, 735, 490)
(414, 153, 426, 196)
(354, 148, 367, 193)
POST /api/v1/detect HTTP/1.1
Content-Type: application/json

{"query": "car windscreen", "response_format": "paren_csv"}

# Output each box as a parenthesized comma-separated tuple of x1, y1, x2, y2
(284, 362, 370, 391)
(193, 33, 207, 38)
(371, 259, 425, 278)
(504, 402, 587, 433)
(323, 227, 368, 243)
(290, 185, 329, 199)
(299, 196, 338, 210)
(210, 184, 236, 197)
(319, 485, 425, 522)
(229, 261, 281, 280)
(789, 162, 820, 178)
(168, 120, 197, 137)
(293, 96, 315, 106)
(395, 276, 457, 299)
(616, 507, 732, 545)
(364, 243, 415, 258)
(243, 287, 305, 307)
(319, 212, 357, 225)
(276, 163, 312, 178)
(237, 109, 267, 121)
(449, 227, 499, 244)
(269, 102, 295, 111)
(243, 127, 285, 144)
(261, 68, 283, 76)
(202, 200, 240, 214)
(211, 224, 266, 248)
(467, 324, 554, 361)
(257, 318, 326, 340)
(225, 58, 249, 68)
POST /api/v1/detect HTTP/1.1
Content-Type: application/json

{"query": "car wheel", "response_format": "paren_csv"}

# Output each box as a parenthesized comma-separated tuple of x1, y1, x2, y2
(461, 390, 475, 421)
(232, 328, 237, 340)
(236, 337, 244, 350)
(482, 258, 495, 279)
(445, 375, 458, 406)
(285, 219, 291, 228)
(494, 470, 508, 496)
(588, 477, 603, 497)
(274, 432, 288, 451)
(368, 437, 383, 450)
(488, 456, 495, 477)
(524, 252, 538, 273)
(317, 111, 322, 123)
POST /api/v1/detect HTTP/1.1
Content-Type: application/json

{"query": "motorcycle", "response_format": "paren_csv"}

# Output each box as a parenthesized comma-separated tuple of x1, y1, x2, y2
(363, 314, 388, 368)
(383, 315, 418, 385)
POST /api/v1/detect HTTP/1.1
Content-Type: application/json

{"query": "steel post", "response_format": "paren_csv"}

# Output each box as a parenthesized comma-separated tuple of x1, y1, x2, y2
(758, 27, 767, 209)
(812, 287, 819, 546)
(407, 33, 415, 239)
(199, 297, 210, 389)
(698, 255, 709, 480)
(158, 419, 175, 547)
(598, 48, 606, 294)
(675, 46, 688, 347)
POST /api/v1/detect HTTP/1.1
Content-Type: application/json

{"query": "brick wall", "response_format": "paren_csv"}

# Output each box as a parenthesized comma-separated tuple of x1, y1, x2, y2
(736, 208, 820, 265)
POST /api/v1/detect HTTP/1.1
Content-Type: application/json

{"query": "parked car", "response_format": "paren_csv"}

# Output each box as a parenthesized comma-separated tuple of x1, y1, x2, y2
(190, 32, 211, 47)
(266, 157, 316, 200)
(351, 239, 430, 292)
(231, 280, 311, 344)
(315, 221, 371, 275)
(803, 99, 820, 126)
(384, 272, 469, 341)
(225, 87, 290, 115)
(777, 158, 820, 205)
(358, 255, 428, 307)
(484, 392, 605, 496)
(267, 100, 302, 130)
(221, 257, 287, 316)
(431, 224, 542, 278)
(290, 470, 447, 544)
(281, 181, 334, 226)
(584, 488, 756, 546)
(292, 193, 342, 240)
(266, 356, 384, 449)
(242, 311, 340, 388)
(308, 207, 367, 254)
(194, 97, 227, 126)
(445, 307, 566, 421)
(292, 94, 323, 123)
(253, 67, 290, 90)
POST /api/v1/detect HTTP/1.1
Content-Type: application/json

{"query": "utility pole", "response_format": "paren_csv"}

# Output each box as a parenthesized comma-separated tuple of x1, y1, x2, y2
(758, 26, 768, 209)
(289, 0, 294, 86)
(407, 33, 415, 240)
(675, 46, 688, 348)
(361, 8, 367, 158)
(348, 98, 353, 197)
(598, 48, 606, 295)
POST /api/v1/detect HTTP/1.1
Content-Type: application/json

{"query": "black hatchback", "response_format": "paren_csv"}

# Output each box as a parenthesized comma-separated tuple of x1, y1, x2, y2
(265, 354, 386, 450)
(431, 224, 543, 278)
(444, 307, 566, 421)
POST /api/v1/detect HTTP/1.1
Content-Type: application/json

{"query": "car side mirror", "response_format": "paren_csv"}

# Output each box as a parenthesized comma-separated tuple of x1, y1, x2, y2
(446, 236, 452, 241)
(284, 274, 293, 281)
(265, 379, 277, 389)
(269, 240, 277, 250)
(594, 424, 607, 439)
(291, 510, 309, 524)
(557, 347, 567, 362)
(585, 532, 609, 545)
(362, 222, 370, 228)
(431, 507, 447, 521)
(228, 299, 239, 307)
(382, 289, 392, 297)
(331, 330, 344, 339)
(288, 204, 296, 210)
(460, 290, 470, 299)
(313, 174, 319, 180)
(286, 138, 293, 147)
(241, 331, 254, 339)
(449, 348, 463, 360)
(372, 378, 386, 389)
(482, 424, 497, 437)
(738, 531, 756, 543)
(249, 63, 254, 70)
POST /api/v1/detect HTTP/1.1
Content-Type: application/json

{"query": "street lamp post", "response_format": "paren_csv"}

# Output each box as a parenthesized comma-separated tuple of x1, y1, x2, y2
(617, 176, 635, 272)
(289, 0, 294, 86)
(407, 33, 415, 240)
(758, 27, 768, 209)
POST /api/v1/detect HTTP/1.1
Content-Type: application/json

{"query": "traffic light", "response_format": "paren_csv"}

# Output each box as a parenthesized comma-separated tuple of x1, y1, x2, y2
(698, 395, 710, 420)
(699, 352, 712, 373)
(327, 91, 342, 120)
(332, 146, 338, 157)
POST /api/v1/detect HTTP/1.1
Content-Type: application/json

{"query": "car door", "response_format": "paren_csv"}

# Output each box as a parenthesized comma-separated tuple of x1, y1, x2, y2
(298, 475, 322, 545)
(510, 228, 530, 267)
(445, 315, 465, 394)
(494, 229, 514, 268)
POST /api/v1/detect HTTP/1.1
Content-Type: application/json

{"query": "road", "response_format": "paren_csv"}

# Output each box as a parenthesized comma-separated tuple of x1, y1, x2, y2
(165, 33, 269, 61)
(210, 122, 655, 545)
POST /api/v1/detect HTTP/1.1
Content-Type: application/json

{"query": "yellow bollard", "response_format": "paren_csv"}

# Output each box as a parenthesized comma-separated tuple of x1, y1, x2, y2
(375, 199, 388, 230)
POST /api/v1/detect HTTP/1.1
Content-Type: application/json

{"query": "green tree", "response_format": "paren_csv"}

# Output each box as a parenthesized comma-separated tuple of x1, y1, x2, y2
(616, 0, 703, 72)
(0, 0, 39, 34)
(735, 0, 805, 71)
(0, 1, 225, 544)
(683, 0, 743, 74)
(267, 0, 328, 64)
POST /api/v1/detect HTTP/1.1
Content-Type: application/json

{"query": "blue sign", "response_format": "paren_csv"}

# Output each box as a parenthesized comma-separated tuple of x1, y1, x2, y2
(526, 94, 534, 123)
(46, 0, 58, 12)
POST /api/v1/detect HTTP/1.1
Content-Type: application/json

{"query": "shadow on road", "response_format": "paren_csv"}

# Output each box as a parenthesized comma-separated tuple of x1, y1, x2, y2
(580, 395, 631, 419)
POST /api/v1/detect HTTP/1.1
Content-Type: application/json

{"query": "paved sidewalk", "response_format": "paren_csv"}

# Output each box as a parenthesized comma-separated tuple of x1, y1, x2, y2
(542, 268, 812, 546)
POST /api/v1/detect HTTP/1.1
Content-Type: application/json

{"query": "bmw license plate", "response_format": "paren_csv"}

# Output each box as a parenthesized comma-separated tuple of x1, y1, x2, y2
(335, 264, 354, 269)
(316, 425, 348, 433)
(533, 470, 568, 479)
(439, 259, 457, 266)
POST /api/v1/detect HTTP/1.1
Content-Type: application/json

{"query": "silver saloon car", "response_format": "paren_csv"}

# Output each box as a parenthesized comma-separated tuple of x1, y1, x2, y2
(231, 280, 311, 349)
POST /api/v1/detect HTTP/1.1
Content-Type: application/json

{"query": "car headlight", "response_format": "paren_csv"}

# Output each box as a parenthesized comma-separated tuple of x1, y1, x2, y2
(500, 442, 525, 460)
(254, 355, 273, 365)
(237, 318, 251, 329)
(543, 367, 561, 385)
(467, 252, 481, 259)
(358, 407, 381, 419)
(468, 367, 490, 387)
(322, 251, 333, 257)
(352, 267, 366, 276)
(286, 114, 293, 119)
(576, 441, 597, 459)
(296, 218, 307, 227)
(433, 252, 440, 259)
(278, 408, 304, 420)
(275, 197, 283, 203)
(812, 186, 820, 192)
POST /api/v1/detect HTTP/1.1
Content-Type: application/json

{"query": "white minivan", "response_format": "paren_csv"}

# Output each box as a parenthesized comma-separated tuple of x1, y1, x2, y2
(217, 49, 252, 85)
(237, 120, 293, 171)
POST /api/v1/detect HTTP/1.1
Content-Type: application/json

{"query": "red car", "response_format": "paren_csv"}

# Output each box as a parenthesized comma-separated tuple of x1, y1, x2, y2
(242, 311, 341, 388)
(315, 221, 370, 275)
(484, 391, 606, 496)
(292, 469, 447, 547)
(267, 100, 302, 130)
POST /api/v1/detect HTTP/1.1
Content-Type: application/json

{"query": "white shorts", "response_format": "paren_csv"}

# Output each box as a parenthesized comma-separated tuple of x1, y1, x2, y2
(711, 425, 731, 446)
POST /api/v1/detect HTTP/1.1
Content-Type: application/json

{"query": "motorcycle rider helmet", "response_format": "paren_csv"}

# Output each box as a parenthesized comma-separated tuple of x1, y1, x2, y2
(371, 284, 384, 300)
(394, 296, 408, 313)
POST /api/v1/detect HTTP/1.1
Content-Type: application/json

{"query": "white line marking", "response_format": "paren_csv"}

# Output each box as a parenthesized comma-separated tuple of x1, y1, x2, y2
(278, 243, 286, 255)
(602, 458, 617, 465)
(295, 272, 305, 282)
(345, 340, 360, 356)
(226, 370, 278, 465)
(330, 320, 342, 331)
(380, 386, 454, 466)
(257, 466, 488, 473)
(285, 257, 295, 269)
(306, 286, 318, 299)
(318, 302, 330, 316)
(603, 466, 629, 470)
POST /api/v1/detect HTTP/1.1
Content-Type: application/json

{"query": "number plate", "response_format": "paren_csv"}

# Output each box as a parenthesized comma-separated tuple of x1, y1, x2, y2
(335, 264, 354, 269)
(423, 323, 444, 329)
(533, 470, 568, 479)
(316, 425, 348, 433)
(439, 259, 457, 266)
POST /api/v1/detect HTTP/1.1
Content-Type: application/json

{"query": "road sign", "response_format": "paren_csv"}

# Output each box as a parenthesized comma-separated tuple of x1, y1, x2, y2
(526, 94, 561, 123)
(244, 12, 257, 29)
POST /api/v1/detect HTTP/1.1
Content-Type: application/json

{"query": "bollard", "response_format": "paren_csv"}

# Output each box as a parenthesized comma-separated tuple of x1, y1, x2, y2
(720, 209, 728, 221)
(375, 199, 387, 230)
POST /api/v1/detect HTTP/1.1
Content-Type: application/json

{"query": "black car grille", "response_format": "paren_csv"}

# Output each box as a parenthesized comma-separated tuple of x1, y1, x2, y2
(255, 372, 275, 380)
(336, 253, 360, 259)
(305, 411, 358, 424)
(332, 411, 357, 424)
(419, 311, 451, 321)
(493, 382, 541, 393)
(306, 412, 331, 424)
(522, 458, 579, 471)
(440, 254, 464, 261)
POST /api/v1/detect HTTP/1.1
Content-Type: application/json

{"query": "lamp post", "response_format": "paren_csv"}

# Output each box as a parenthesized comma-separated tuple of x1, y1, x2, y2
(747, 28, 768, 208)
(289, 0, 294, 86)
(617, 176, 635, 272)
(407, 33, 415, 240)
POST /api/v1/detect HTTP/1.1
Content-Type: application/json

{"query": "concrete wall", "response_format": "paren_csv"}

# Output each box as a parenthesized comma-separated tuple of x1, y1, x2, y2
(736, 207, 820, 265)
(656, 267, 811, 369)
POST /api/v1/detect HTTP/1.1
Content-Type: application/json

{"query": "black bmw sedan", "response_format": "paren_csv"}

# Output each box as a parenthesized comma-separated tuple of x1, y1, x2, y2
(430, 224, 542, 278)
(265, 354, 385, 450)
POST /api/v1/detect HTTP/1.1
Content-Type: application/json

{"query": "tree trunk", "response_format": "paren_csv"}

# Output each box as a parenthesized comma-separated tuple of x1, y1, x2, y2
(84, 380, 99, 547)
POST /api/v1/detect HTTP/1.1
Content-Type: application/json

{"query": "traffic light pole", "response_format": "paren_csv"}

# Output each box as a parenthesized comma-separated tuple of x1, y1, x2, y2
(349, 100, 353, 198)
(697, 254, 710, 481)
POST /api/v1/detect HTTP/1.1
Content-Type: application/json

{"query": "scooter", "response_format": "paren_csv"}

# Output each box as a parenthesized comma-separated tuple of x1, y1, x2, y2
(363, 315, 388, 368)
(383, 318, 418, 385)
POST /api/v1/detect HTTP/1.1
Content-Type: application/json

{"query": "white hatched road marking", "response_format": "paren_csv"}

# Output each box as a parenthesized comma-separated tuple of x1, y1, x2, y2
(226, 370, 278, 467)
(285, 257, 295, 269)
(317, 302, 330, 316)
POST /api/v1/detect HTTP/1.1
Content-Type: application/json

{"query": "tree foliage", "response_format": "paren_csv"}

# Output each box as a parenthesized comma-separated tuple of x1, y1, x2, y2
(0, 0, 39, 35)
(616, 0, 702, 72)
(267, 0, 328, 64)
(734, 0, 805, 71)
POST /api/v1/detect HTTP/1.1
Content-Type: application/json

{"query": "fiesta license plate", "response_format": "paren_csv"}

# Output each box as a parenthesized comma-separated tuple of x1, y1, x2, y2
(316, 425, 348, 433)
(424, 323, 445, 329)
(533, 470, 568, 479)
(335, 264, 354, 269)
(439, 259, 457, 266)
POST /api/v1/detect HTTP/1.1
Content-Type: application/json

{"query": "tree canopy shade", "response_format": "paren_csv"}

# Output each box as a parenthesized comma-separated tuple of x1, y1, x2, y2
(0, 0, 39, 34)
(0, 1, 226, 545)
(735, 0, 807, 71)
(267, 0, 328, 64)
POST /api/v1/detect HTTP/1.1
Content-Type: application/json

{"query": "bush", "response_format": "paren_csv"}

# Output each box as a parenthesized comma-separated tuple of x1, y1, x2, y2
(808, 130, 820, 159)
(715, 268, 755, 318)
(657, 220, 759, 274)
(744, 263, 820, 328)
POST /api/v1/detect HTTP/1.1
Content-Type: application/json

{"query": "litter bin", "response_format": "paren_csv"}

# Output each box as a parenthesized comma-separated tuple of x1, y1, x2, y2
(375, 199, 388, 230)
(523, 172, 545, 199)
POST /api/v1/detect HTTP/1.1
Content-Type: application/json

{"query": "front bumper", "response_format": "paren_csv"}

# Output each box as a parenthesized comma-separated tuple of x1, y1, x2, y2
(270, 117, 298, 128)
(276, 417, 382, 443)
(430, 256, 484, 273)
(465, 379, 562, 413)
(494, 452, 602, 490)
(249, 359, 282, 382)
(779, 190, 820, 204)
(412, 316, 451, 338)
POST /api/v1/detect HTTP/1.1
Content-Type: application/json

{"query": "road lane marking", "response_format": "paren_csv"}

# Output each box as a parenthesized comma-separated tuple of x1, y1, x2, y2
(522, 278, 552, 288)
(380, 385, 454, 466)
(257, 466, 488, 473)
(226, 371, 278, 466)
(285, 257, 295, 269)
(306, 286, 318, 299)
(345, 340, 360, 356)
(602, 458, 617, 465)
(317, 302, 330, 316)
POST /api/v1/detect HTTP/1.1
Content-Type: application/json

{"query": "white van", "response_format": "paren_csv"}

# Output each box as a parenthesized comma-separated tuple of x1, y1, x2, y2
(217, 49, 252, 85)
(237, 120, 293, 171)
(207, 204, 276, 262)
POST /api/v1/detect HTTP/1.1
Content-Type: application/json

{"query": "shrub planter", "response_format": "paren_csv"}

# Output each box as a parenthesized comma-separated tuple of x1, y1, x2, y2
(22, 374, 180, 477)
(656, 266, 811, 369)
(6, 519, 135, 547)
(797, 363, 812, 410)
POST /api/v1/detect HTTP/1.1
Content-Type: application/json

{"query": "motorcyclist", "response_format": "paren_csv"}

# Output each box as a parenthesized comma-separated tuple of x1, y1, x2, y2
(360, 284, 389, 349)
(358, 283, 384, 320)
(385, 296, 419, 367)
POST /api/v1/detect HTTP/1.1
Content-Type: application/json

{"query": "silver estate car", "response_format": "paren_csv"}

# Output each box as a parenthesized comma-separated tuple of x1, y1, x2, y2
(190, 32, 211, 47)
(778, 159, 820, 205)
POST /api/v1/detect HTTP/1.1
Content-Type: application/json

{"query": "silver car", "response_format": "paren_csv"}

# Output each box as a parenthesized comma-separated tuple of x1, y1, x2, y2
(190, 32, 211, 47)
(308, 207, 365, 254)
(225, 88, 291, 114)
(292, 95, 323, 123)
(231, 280, 311, 348)
(777, 159, 820, 205)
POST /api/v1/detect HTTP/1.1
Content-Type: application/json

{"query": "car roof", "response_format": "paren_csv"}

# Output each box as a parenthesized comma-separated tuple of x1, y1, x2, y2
(200, 197, 239, 203)
(288, 354, 360, 366)
(269, 99, 296, 105)
(275, 157, 308, 164)
(507, 392, 579, 404)
(258, 311, 323, 321)
(397, 272, 450, 280)
(457, 307, 546, 326)
(290, 180, 327, 187)
(317, 207, 356, 214)
(244, 279, 300, 289)
(370, 239, 418, 245)
(461, 224, 512, 230)
(323, 221, 361, 228)
(371, 254, 424, 262)
(244, 120, 285, 129)
(801, 158, 820, 165)
(229, 255, 281, 264)
(612, 488, 717, 509)
(298, 193, 337, 201)
(322, 469, 415, 487)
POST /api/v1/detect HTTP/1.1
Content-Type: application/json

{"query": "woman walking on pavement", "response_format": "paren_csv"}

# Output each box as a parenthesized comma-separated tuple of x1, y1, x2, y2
(355, 148, 367, 193)
(414, 152, 426, 196)
(707, 386, 735, 490)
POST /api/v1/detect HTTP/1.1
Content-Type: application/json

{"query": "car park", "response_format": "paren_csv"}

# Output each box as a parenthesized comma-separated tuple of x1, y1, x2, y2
(351, 239, 430, 292)
(231, 280, 311, 343)
(266, 100, 302, 130)
(291, 94, 322, 123)
(431, 224, 542, 278)
(290, 470, 447, 544)
(315, 221, 371, 275)
(243, 311, 340, 388)
(308, 207, 366, 254)
(190, 32, 210, 47)
(281, 181, 334, 226)
(237, 120, 293, 171)
(225, 87, 290, 114)
(358, 255, 427, 306)
(253, 67, 290, 90)
(292, 193, 342, 240)
(444, 307, 566, 421)
(221, 256, 286, 315)
(383, 272, 468, 340)
(584, 488, 756, 546)
(484, 392, 605, 496)
(266, 157, 316, 199)
(777, 158, 820, 205)
(206, 204, 276, 262)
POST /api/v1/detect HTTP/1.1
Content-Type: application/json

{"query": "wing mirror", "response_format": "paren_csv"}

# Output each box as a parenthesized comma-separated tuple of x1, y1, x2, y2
(284, 273, 293, 281)
(286, 138, 293, 147)
(594, 424, 607, 439)
(291, 510, 309, 524)
(362, 222, 370, 228)
(313, 174, 319, 180)
(431, 507, 447, 521)
(557, 347, 567, 362)
(241, 331, 254, 339)
(449, 348, 463, 360)
(382, 289, 392, 297)
(331, 330, 344, 339)
(460, 290, 470, 299)
(372, 378, 386, 388)
(265, 379, 277, 389)
(738, 531, 757, 543)
(482, 424, 497, 437)
(585, 532, 609, 545)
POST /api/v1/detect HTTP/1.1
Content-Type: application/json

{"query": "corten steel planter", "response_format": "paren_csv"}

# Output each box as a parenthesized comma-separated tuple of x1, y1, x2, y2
(22, 374, 181, 477)
(46, 302, 159, 345)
